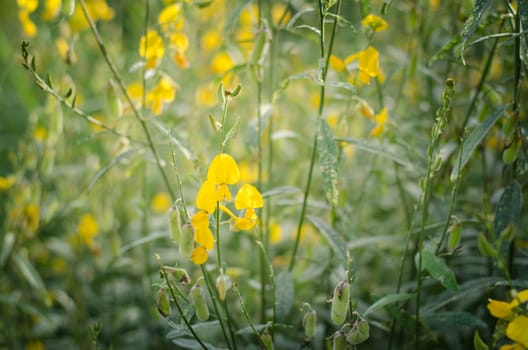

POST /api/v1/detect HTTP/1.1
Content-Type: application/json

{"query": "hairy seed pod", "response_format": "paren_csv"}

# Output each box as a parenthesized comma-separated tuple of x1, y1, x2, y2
(215, 274, 231, 301)
(260, 331, 273, 350)
(168, 206, 181, 243)
(179, 222, 194, 258)
(331, 281, 350, 325)
(346, 318, 370, 345)
(62, 0, 75, 16)
(447, 224, 461, 251)
(191, 282, 209, 321)
(156, 289, 171, 318)
(303, 309, 316, 339)
(163, 266, 190, 284)
(332, 332, 346, 350)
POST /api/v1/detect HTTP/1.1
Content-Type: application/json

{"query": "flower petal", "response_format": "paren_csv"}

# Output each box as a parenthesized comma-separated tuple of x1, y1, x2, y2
(190, 246, 208, 265)
(235, 184, 263, 210)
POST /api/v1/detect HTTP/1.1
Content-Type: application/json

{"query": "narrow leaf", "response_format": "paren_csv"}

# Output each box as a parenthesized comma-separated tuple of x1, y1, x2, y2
(364, 293, 413, 317)
(14, 253, 46, 291)
(275, 271, 294, 322)
(318, 119, 339, 206)
(460, 0, 493, 63)
(474, 330, 489, 350)
(421, 250, 458, 291)
(308, 215, 346, 262)
(222, 118, 240, 147)
(87, 148, 140, 192)
(0, 232, 16, 268)
(338, 137, 414, 168)
(494, 180, 522, 236)
(423, 311, 486, 328)
(451, 105, 507, 180)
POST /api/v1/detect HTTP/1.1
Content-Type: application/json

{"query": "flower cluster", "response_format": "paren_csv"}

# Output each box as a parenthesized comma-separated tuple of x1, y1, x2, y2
(189, 154, 263, 265)
(488, 289, 528, 349)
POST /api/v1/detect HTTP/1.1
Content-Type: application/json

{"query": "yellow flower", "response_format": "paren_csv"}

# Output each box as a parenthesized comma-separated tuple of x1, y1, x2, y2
(195, 84, 216, 107)
(201, 30, 222, 52)
(24, 203, 40, 233)
(371, 107, 388, 137)
(151, 192, 171, 213)
(269, 222, 281, 244)
(232, 184, 263, 231)
(0, 175, 16, 191)
(42, 0, 61, 21)
(488, 299, 514, 319)
(146, 77, 176, 115)
(345, 46, 384, 86)
(17, 0, 38, 12)
(69, 0, 114, 32)
(361, 14, 388, 33)
(196, 180, 217, 214)
(33, 126, 47, 142)
(139, 29, 165, 69)
(18, 11, 37, 37)
(507, 316, 528, 348)
(190, 246, 208, 265)
(359, 101, 375, 120)
(158, 4, 183, 33)
(78, 213, 99, 247)
(170, 32, 189, 68)
(211, 52, 234, 75)
(329, 55, 345, 72)
(207, 153, 240, 201)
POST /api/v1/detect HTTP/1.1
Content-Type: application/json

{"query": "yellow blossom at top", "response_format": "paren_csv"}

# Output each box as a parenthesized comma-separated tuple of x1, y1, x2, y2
(146, 77, 176, 115)
(69, 0, 114, 32)
(78, 213, 99, 247)
(488, 289, 528, 320)
(0, 175, 16, 191)
(207, 153, 240, 201)
(345, 46, 384, 86)
(371, 107, 388, 137)
(235, 184, 263, 211)
(158, 4, 184, 33)
(139, 29, 165, 69)
(42, 0, 61, 21)
(361, 14, 388, 33)
(151, 192, 172, 213)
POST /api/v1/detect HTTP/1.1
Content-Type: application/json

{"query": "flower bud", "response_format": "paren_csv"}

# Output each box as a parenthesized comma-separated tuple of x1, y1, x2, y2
(303, 309, 316, 339)
(179, 222, 194, 258)
(216, 274, 231, 301)
(156, 289, 171, 318)
(331, 281, 350, 325)
(191, 281, 209, 321)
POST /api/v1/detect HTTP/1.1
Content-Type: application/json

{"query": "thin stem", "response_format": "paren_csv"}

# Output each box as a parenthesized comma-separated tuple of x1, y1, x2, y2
(232, 284, 269, 350)
(78, 0, 176, 200)
(289, 0, 341, 272)
(256, 240, 276, 338)
(160, 267, 208, 350)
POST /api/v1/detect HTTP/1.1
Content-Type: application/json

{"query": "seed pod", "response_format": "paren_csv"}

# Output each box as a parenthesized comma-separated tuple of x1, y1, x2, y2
(447, 224, 461, 251)
(331, 281, 350, 325)
(191, 281, 209, 321)
(303, 309, 316, 339)
(62, 0, 75, 16)
(332, 332, 346, 350)
(179, 222, 194, 258)
(168, 206, 181, 243)
(156, 289, 171, 318)
(106, 80, 123, 118)
(216, 274, 231, 301)
(163, 266, 190, 284)
(260, 331, 274, 350)
(346, 317, 370, 345)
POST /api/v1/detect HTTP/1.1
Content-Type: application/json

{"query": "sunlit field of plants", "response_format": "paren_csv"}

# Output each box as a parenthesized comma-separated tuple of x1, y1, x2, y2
(1, 0, 528, 349)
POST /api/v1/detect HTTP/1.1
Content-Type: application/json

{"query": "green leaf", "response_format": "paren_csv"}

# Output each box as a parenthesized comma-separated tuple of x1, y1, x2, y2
(474, 329, 489, 350)
(261, 186, 301, 198)
(338, 137, 414, 169)
(308, 215, 347, 263)
(423, 311, 486, 329)
(421, 250, 458, 291)
(275, 271, 294, 322)
(222, 118, 240, 147)
(87, 148, 141, 192)
(118, 232, 166, 256)
(460, 0, 493, 64)
(494, 180, 522, 236)
(317, 119, 339, 207)
(14, 253, 46, 291)
(451, 105, 507, 180)
(0, 232, 16, 268)
(517, 0, 528, 71)
(364, 293, 413, 317)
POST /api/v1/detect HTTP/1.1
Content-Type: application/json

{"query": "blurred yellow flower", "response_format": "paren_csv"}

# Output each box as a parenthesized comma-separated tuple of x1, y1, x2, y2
(42, 0, 61, 20)
(361, 14, 388, 33)
(139, 29, 165, 69)
(271, 3, 291, 27)
(158, 4, 183, 33)
(151, 192, 171, 213)
(211, 52, 234, 75)
(33, 126, 47, 142)
(232, 184, 263, 230)
(201, 30, 222, 52)
(269, 222, 281, 244)
(78, 213, 99, 247)
(17, 0, 38, 12)
(345, 46, 384, 85)
(370, 107, 388, 137)
(359, 101, 375, 120)
(69, 0, 114, 32)
(207, 153, 240, 202)
(195, 84, 216, 107)
(0, 175, 16, 191)
(18, 11, 37, 37)
(23, 203, 40, 233)
(146, 77, 176, 115)
(329, 55, 345, 72)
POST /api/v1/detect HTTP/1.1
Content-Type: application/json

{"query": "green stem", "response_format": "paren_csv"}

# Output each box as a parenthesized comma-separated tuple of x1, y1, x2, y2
(288, 0, 341, 272)
(232, 284, 269, 349)
(256, 240, 276, 338)
(78, 0, 176, 200)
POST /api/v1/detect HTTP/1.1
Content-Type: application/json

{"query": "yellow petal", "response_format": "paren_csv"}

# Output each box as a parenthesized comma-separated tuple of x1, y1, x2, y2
(329, 55, 345, 72)
(151, 192, 171, 213)
(195, 226, 214, 250)
(207, 154, 240, 185)
(235, 184, 263, 210)
(487, 299, 513, 319)
(0, 175, 16, 191)
(216, 183, 232, 202)
(196, 181, 217, 213)
(361, 14, 388, 32)
(506, 315, 528, 347)
(190, 246, 208, 265)
(191, 210, 210, 229)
